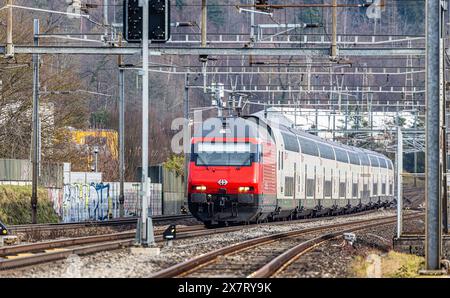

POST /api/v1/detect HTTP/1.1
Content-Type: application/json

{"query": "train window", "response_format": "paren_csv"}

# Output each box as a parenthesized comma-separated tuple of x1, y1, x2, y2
(192, 142, 257, 167)
(339, 182, 346, 198)
(369, 155, 380, 167)
(334, 148, 349, 163)
(352, 183, 358, 197)
(348, 152, 360, 165)
(363, 184, 369, 199)
(285, 177, 294, 197)
(389, 183, 393, 195)
(318, 144, 335, 160)
(281, 132, 300, 152)
(373, 183, 378, 195)
(298, 137, 319, 157)
(387, 160, 393, 170)
(278, 151, 280, 170)
(324, 181, 332, 197)
(306, 179, 315, 197)
(358, 153, 370, 166)
(382, 183, 386, 195)
(378, 157, 388, 168)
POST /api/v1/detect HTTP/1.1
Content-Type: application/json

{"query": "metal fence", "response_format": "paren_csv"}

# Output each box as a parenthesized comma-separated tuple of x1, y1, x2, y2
(138, 165, 187, 215)
(107, 182, 163, 218)
(162, 167, 187, 215)
(0, 159, 31, 181)
(0, 159, 64, 188)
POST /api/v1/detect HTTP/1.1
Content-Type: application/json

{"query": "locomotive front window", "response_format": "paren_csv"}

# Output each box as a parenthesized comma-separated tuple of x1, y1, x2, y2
(192, 142, 258, 166)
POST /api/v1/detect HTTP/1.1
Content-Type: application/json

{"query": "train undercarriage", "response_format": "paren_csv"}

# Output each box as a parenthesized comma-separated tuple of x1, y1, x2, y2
(189, 194, 395, 228)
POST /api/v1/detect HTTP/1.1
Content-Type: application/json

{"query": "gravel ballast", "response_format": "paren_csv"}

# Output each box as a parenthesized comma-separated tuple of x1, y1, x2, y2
(0, 209, 408, 278)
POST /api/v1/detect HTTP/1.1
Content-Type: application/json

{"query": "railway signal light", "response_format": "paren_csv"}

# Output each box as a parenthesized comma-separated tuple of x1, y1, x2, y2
(0, 220, 8, 235)
(163, 225, 176, 240)
(123, 0, 171, 43)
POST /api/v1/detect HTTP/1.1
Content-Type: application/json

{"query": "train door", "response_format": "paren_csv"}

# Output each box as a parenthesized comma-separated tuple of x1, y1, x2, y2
(346, 167, 349, 200)
(314, 166, 317, 200)
(293, 162, 297, 201)
(278, 150, 284, 198)
(298, 156, 302, 199)
(330, 169, 334, 200)
(304, 164, 307, 200)
(316, 163, 322, 199)
(323, 167, 326, 201)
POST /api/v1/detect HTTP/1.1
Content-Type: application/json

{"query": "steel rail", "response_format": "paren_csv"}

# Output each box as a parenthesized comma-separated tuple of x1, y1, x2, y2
(0, 231, 135, 257)
(8, 215, 193, 233)
(249, 216, 416, 278)
(0, 225, 217, 270)
(0, 211, 422, 270)
(0, 224, 211, 257)
(0, 210, 388, 271)
(149, 213, 422, 278)
(3, 210, 382, 258)
(0, 240, 135, 270)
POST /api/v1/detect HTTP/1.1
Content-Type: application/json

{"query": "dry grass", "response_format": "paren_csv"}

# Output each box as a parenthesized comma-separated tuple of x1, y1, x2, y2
(351, 251, 425, 278)
(0, 185, 59, 225)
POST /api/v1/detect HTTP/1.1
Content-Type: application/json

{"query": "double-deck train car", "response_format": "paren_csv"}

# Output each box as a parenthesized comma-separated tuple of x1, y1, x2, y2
(188, 115, 395, 226)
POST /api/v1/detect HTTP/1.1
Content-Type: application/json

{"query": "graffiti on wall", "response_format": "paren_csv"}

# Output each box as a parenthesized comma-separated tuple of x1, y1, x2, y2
(61, 183, 111, 222)
(48, 182, 163, 223)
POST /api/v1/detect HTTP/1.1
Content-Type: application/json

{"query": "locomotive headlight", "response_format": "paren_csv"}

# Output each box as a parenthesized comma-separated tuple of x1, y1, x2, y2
(2, 229, 7, 235)
(195, 185, 207, 192)
(238, 186, 251, 193)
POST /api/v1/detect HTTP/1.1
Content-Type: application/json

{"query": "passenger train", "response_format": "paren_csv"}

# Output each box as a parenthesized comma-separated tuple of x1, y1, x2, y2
(188, 114, 395, 227)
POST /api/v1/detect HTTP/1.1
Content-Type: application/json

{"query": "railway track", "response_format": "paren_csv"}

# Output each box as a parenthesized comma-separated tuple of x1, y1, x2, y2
(150, 213, 422, 278)
(8, 214, 193, 234)
(0, 210, 414, 272)
(0, 224, 225, 270)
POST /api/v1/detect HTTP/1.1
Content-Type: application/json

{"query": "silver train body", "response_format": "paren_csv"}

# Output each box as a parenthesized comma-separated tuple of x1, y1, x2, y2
(266, 115, 395, 219)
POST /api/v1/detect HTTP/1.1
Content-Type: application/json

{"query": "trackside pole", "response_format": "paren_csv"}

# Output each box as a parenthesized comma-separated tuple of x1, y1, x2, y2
(118, 33, 125, 218)
(31, 19, 40, 224)
(184, 74, 190, 202)
(396, 126, 403, 238)
(137, 0, 154, 247)
(119, 65, 125, 218)
(425, 0, 442, 271)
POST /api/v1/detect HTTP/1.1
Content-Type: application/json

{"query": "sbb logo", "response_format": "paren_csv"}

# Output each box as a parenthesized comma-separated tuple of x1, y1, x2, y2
(218, 179, 228, 186)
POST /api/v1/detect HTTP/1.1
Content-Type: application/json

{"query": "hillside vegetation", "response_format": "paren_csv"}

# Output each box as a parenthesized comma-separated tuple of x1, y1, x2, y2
(0, 185, 58, 225)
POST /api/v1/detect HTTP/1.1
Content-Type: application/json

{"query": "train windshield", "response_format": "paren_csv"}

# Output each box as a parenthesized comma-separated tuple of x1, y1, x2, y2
(192, 142, 257, 166)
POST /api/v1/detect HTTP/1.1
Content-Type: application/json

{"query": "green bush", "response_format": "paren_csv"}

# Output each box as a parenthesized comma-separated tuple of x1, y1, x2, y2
(163, 155, 185, 178)
(0, 185, 59, 225)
